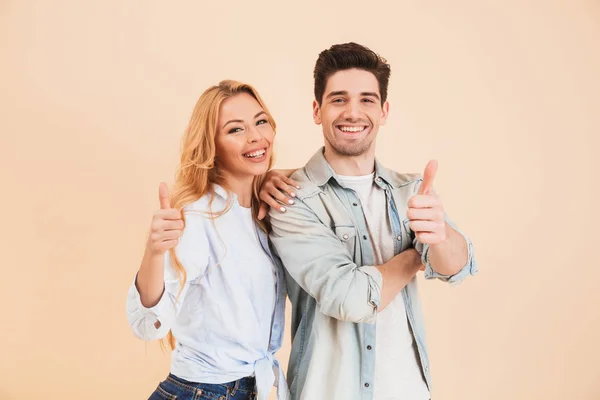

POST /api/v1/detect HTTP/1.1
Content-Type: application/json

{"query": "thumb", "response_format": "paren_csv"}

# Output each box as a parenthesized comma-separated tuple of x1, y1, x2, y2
(258, 201, 268, 220)
(158, 182, 171, 209)
(417, 160, 438, 195)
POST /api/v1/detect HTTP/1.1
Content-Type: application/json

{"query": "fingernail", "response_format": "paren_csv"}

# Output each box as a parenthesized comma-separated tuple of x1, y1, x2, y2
(288, 199, 295, 204)
(280, 207, 286, 212)
(290, 192, 296, 197)
(296, 186, 300, 189)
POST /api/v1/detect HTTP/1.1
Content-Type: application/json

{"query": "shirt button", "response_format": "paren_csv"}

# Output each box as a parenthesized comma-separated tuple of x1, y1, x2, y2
(375, 177, 382, 183)
(363, 235, 367, 240)
(364, 383, 370, 388)
(343, 234, 349, 240)
(367, 345, 372, 350)
(353, 202, 358, 206)
(397, 235, 401, 241)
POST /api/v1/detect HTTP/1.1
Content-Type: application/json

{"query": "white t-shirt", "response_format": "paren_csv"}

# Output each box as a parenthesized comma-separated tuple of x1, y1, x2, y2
(338, 173, 430, 400)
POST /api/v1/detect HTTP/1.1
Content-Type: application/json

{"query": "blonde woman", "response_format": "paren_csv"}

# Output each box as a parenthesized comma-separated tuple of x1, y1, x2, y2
(127, 81, 295, 400)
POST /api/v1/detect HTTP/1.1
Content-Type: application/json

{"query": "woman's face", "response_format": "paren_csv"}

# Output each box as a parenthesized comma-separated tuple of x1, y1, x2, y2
(215, 92, 274, 180)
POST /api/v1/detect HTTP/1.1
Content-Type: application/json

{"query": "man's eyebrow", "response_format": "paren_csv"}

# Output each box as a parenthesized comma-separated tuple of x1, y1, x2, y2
(326, 90, 348, 98)
(325, 91, 380, 100)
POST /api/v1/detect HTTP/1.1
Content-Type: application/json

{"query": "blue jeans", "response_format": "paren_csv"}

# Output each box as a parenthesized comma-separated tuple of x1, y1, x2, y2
(149, 373, 257, 400)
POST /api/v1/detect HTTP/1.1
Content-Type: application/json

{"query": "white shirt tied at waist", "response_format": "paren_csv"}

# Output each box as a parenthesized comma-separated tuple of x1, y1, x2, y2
(255, 352, 289, 400)
(126, 184, 290, 399)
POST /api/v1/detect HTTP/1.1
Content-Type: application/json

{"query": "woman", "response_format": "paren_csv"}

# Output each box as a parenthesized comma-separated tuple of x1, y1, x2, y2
(126, 80, 296, 400)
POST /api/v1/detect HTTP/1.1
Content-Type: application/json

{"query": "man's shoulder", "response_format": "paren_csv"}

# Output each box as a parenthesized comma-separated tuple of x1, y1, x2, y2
(379, 168, 423, 189)
(268, 167, 334, 226)
(289, 168, 323, 200)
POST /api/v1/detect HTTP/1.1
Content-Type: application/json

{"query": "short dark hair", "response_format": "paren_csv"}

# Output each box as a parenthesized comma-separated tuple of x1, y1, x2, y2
(313, 42, 391, 106)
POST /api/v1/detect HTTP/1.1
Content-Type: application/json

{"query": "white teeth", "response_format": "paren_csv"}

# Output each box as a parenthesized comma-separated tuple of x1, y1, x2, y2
(244, 149, 266, 158)
(339, 126, 366, 133)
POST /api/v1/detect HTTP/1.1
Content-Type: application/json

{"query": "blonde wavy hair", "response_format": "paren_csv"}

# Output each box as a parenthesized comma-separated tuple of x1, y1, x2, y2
(163, 80, 276, 350)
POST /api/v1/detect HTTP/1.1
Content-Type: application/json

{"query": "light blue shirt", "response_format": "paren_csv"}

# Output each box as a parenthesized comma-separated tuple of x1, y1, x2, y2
(127, 185, 290, 400)
(269, 148, 478, 400)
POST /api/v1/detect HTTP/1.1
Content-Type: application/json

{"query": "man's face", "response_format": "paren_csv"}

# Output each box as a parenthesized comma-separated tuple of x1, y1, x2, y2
(313, 68, 389, 157)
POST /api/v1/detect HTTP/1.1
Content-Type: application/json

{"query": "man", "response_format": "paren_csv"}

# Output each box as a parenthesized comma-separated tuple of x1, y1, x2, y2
(261, 42, 478, 400)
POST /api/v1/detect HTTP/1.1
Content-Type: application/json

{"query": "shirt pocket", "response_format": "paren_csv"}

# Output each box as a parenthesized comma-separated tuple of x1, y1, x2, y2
(334, 225, 357, 256)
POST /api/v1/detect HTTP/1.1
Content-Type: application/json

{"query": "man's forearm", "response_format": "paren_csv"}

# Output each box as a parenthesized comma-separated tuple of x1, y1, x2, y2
(376, 249, 422, 310)
(427, 223, 469, 276)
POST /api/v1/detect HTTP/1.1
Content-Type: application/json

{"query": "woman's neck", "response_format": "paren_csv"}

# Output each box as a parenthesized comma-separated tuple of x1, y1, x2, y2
(219, 172, 254, 208)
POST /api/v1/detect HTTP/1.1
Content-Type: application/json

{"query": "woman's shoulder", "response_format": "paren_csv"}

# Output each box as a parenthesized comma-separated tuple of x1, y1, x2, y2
(183, 195, 211, 214)
(183, 185, 230, 215)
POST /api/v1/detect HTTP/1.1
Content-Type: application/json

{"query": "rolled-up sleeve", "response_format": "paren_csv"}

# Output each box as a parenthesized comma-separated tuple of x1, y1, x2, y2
(410, 178, 478, 284)
(126, 212, 209, 340)
(126, 267, 176, 340)
(416, 223, 478, 284)
(269, 197, 382, 323)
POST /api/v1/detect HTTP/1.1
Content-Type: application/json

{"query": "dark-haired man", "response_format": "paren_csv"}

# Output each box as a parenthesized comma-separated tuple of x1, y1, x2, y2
(264, 42, 478, 400)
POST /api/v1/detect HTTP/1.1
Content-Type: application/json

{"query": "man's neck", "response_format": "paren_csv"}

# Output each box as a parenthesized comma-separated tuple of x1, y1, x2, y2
(323, 146, 376, 177)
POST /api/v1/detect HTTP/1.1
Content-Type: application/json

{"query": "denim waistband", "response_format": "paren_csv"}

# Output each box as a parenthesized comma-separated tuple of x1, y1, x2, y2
(167, 373, 256, 392)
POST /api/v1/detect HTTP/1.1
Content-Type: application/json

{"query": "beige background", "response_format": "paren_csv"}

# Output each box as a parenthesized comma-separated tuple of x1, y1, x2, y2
(1, 0, 599, 399)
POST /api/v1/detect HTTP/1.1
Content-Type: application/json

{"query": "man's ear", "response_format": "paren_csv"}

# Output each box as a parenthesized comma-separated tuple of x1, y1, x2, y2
(313, 100, 322, 125)
(380, 101, 389, 125)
